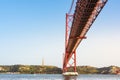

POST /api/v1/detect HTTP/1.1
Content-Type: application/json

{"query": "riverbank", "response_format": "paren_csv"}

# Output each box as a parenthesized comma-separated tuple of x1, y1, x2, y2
(0, 65, 120, 74)
(0, 65, 62, 74)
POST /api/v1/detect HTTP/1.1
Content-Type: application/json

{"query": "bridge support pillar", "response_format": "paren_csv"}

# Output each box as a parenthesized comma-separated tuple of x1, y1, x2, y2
(63, 13, 78, 74)
(74, 51, 77, 72)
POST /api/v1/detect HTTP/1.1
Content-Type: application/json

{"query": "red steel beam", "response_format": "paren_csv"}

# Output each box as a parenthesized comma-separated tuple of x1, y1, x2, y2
(63, 0, 107, 72)
(67, 0, 107, 60)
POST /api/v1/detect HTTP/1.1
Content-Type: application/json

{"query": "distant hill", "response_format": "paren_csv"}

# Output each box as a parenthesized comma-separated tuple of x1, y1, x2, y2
(0, 65, 62, 74)
(68, 66, 120, 74)
(98, 66, 120, 74)
(0, 65, 120, 74)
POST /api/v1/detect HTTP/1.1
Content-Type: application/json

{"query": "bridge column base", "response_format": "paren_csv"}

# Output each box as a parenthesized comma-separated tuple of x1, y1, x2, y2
(63, 72, 78, 76)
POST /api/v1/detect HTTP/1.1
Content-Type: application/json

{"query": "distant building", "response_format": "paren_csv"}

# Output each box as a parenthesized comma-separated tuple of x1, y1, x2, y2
(42, 58, 44, 66)
(0, 67, 5, 71)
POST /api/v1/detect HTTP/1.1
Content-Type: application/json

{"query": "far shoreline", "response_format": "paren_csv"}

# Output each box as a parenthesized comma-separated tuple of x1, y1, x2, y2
(0, 65, 120, 75)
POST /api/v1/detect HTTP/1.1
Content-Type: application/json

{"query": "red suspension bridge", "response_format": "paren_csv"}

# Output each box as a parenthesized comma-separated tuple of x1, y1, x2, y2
(63, 0, 107, 75)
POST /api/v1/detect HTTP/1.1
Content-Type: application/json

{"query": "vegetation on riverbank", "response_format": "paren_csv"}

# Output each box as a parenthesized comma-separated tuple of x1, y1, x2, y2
(0, 65, 62, 74)
(0, 65, 120, 74)
(68, 66, 120, 74)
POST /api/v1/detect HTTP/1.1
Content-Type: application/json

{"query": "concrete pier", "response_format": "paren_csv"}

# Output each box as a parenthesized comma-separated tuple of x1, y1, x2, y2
(63, 72, 78, 76)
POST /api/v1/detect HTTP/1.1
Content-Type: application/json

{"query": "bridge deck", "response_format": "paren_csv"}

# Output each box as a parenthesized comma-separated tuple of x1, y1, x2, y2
(63, 0, 107, 71)
(67, 0, 107, 55)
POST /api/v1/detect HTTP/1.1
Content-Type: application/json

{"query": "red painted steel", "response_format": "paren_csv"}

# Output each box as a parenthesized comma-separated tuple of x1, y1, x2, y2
(63, 0, 108, 72)
(63, 14, 76, 72)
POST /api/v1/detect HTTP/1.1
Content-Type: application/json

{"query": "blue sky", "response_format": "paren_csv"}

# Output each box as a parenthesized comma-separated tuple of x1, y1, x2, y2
(0, 0, 120, 68)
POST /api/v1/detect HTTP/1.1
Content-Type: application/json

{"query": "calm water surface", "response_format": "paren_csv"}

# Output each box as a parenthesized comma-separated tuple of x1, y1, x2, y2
(0, 74, 120, 80)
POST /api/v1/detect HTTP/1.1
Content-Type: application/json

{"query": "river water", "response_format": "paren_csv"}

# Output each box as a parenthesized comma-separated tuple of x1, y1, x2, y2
(0, 74, 120, 80)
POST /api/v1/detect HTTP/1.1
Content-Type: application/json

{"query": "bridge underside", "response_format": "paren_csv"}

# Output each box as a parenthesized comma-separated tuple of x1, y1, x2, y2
(63, 0, 107, 72)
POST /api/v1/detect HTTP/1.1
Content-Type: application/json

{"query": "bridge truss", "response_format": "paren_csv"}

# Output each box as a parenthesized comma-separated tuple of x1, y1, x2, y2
(63, 0, 108, 72)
